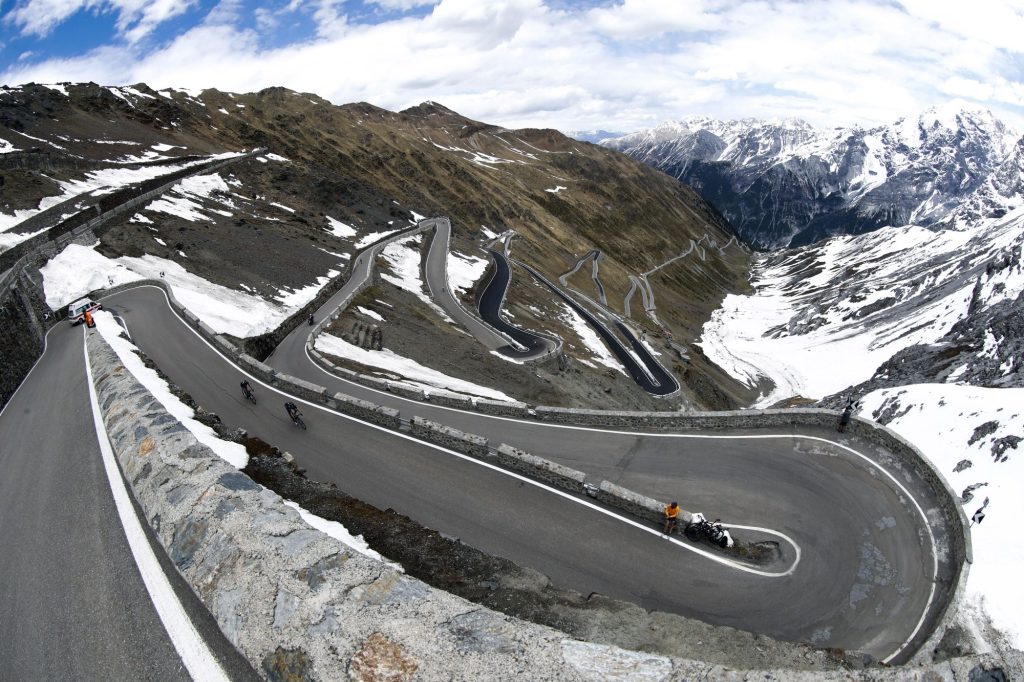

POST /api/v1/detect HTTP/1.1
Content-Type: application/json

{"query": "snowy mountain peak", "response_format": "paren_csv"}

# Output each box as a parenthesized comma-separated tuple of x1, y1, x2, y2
(603, 104, 1022, 248)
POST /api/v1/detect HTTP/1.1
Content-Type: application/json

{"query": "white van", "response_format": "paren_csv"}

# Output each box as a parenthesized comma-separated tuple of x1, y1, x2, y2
(68, 298, 101, 325)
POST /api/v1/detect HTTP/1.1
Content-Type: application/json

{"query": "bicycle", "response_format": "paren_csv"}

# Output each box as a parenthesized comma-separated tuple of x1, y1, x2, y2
(285, 402, 306, 430)
(240, 381, 256, 404)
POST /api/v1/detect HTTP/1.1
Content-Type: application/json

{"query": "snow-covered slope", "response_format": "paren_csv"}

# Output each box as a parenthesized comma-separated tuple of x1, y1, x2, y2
(699, 206, 1024, 649)
(603, 106, 1022, 249)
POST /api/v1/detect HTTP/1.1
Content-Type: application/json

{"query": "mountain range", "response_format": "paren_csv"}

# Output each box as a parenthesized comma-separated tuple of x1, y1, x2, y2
(601, 105, 1023, 249)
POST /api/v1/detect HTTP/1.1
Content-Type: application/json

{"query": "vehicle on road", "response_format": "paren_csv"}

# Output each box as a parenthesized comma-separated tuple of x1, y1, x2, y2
(285, 401, 306, 430)
(240, 380, 256, 404)
(685, 513, 734, 548)
(68, 298, 101, 325)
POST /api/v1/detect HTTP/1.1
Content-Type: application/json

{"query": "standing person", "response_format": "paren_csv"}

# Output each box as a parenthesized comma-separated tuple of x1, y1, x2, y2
(83, 309, 94, 328)
(663, 501, 681, 535)
(838, 398, 855, 433)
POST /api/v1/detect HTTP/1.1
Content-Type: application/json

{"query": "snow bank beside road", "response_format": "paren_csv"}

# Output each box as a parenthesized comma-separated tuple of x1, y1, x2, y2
(315, 333, 515, 401)
(41, 243, 336, 337)
(92, 310, 249, 468)
(860, 383, 1024, 650)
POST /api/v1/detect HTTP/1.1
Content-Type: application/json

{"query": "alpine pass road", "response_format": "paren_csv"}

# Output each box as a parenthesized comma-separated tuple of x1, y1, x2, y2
(0, 324, 260, 681)
(97, 284, 957, 665)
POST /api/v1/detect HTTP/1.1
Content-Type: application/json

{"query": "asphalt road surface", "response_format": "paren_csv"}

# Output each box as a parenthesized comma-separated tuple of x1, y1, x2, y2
(515, 258, 679, 396)
(105, 285, 956, 664)
(0, 323, 258, 681)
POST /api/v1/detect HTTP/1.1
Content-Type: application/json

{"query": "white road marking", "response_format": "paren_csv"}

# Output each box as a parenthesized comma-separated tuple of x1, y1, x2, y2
(113, 315, 132, 341)
(83, 330, 231, 682)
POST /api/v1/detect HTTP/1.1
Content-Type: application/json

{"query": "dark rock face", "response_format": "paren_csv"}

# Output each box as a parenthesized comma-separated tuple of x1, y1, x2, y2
(603, 108, 1021, 249)
(0, 274, 52, 411)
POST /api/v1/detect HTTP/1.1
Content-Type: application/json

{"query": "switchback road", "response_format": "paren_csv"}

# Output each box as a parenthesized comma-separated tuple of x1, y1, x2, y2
(104, 284, 956, 664)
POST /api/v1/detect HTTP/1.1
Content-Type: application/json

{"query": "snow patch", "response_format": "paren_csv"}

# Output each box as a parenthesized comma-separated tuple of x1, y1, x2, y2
(282, 500, 398, 568)
(446, 251, 488, 296)
(41, 244, 332, 338)
(93, 310, 248, 468)
(315, 333, 514, 401)
(356, 306, 384, 322)
(325, 216, 357, 238)
(859, 384, 1024, 649)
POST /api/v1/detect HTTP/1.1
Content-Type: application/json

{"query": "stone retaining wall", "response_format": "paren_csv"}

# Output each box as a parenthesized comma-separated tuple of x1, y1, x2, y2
(494, 444, 587, 494)
(409, 416, 489, 458)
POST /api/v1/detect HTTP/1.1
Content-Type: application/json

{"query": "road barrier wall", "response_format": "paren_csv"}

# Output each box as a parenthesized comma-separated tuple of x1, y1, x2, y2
(409, 416, 489, 458)
(494, 444, 587, 494)
(86, 329, 689, 680)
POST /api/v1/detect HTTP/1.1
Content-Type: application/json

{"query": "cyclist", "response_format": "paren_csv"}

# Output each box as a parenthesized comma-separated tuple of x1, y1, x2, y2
(308, 312, 315, 326)
(663, 501, 681, 535)
(240, 380, 254, 401)
(285, 401, 302, 424)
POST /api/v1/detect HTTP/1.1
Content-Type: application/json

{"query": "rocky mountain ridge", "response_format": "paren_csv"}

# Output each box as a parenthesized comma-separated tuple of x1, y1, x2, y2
(601, 105, 1022, 249)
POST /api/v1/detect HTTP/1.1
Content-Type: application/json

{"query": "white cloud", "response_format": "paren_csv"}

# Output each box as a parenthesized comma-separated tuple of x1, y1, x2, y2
(5, 0, 197, 43)
(3, 0, 1023, 131)
(366, 0, 438, 8)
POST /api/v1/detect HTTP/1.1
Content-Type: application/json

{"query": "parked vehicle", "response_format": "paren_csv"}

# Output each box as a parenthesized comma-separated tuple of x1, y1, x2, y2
(68, 298, 101, 325)
(684, 512, 734, 548)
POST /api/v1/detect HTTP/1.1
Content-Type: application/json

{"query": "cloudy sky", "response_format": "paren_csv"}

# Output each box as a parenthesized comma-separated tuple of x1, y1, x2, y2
(1, 0, 1022, 133)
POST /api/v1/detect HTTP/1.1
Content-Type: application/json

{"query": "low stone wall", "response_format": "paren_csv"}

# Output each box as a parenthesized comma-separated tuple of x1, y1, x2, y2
(409, 416, 489, 458)
(87, 329, 695, 680)
(475, 398, 531, 418)
(494, 444, 587, 494)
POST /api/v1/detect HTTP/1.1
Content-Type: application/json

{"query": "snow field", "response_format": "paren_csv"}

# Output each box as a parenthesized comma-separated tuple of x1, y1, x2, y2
(41, 243, 337, 338)
(699, 215, 1024, 406)
(699, 208, 1024, 651)
(0, 154, 244, 246)
(859, 384, 1024, 649)
(445, 250, 488, 296)
(325, 216, 357, 239)
(145, 173, 235, 222)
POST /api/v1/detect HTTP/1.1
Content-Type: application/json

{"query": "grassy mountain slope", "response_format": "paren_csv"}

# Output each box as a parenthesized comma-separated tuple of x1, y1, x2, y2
(1, 82, 752, 408)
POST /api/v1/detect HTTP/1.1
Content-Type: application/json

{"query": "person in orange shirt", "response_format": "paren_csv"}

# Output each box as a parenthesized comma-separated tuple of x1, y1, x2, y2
(83, 309, 95, 328)
(663, 501, 681, 535)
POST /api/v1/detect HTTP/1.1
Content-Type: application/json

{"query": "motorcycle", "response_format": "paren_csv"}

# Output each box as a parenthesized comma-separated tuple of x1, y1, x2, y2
(684, 512, 734, 548)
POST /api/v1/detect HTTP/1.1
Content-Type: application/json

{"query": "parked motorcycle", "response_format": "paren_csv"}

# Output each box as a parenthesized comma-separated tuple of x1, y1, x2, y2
(684, 512, 734, 548)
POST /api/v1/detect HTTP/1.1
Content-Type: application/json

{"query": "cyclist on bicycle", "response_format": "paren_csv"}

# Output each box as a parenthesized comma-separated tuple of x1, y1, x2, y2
(285, 401, 302, 423)
(663, 501, 681, 535)
(240, 380, 254, 399)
